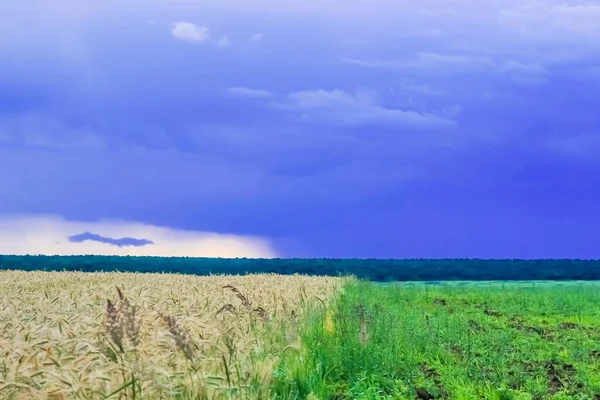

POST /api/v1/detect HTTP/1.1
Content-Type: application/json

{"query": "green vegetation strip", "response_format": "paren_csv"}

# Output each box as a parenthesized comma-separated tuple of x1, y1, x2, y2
(273, 281, 600, 399)
(5, 255, 600, 281)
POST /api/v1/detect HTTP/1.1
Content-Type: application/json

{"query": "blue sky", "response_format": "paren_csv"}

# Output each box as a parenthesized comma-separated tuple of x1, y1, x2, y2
(1, 0, 599, 258)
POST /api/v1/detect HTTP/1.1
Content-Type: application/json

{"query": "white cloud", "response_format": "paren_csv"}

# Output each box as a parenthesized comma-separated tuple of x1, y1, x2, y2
(250, 33, 264, 42)
(413, 6, 461, 18)
(499, 59, 545, 74)
(397, 79, 444, 95)
(341, 58, 401, 68)
(497, 59, 548, 85)
(393, 28, 446, 37)
(435, 105, 462, 118)
(413, 52, 497, 68)
(545, 131, 600, 160)
(344, 54, 549, 85)
(217, 35, 230, 47)
(343, 52, 497, 70)
(275, 88, 454, 127)
(171, 21, 209, 43)
(0, 114, 108, 151)
(550, 4, 600, 35)
(226, 87, 272, 98)
(0, 214, 277, 258)
(498, 3, 600, 38)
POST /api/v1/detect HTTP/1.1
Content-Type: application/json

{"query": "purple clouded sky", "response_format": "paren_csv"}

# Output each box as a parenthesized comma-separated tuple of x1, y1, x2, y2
(0, 0, 599, 258)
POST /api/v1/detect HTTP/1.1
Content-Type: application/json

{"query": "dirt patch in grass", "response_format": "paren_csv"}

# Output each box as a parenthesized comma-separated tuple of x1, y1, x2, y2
(589, 350, 600, 359)
(432, 298, 456, 314)
(558, 322, 579, 330)
(545, 361, 579, 395)
(556, 322, 599, 336)
(418, 363, 448, 399)
(415, 387, 435, 399)
(483, 308, 502, 317)
(508, 316, 555, 340)
(449, 344, 464, 357)
(468, 319, 484, 332)
(511, 360, 582, 396)
(433, 298, 447, 306)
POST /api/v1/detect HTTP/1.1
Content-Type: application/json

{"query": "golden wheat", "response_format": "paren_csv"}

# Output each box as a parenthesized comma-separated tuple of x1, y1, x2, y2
(0, 270, 342, 399)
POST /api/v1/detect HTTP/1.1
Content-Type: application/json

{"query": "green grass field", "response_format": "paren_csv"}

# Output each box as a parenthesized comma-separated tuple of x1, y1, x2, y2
(274, 280, 600, 399)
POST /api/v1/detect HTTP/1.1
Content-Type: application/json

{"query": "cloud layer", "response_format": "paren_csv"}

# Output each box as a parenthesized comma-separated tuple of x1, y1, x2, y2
(0, 215, 277, 258)
(275, 89, 454, 127)
(226, 87, 272, 98)
(1, 0, 599, 258)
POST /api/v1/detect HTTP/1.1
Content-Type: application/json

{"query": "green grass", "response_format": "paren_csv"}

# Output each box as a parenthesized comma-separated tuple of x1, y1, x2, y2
(272, 280, 600, 399)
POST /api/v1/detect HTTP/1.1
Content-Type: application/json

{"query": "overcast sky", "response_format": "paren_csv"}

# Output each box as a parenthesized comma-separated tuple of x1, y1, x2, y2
(1, 0, 599, 258)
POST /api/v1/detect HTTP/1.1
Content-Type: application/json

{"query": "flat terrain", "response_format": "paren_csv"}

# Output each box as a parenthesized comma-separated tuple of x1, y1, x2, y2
(0, 271, 340, 399)
(274, 280, 600, 399)
(3, 271, 600, 399)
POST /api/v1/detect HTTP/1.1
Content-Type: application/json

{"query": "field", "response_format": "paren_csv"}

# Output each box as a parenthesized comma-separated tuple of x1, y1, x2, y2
(2, 271, 600, 399)
(0, 271, 341, 399)
(274, 281, 600, 399)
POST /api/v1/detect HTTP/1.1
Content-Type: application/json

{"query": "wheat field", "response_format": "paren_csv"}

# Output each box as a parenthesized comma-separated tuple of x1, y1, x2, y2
(0, 270, 342, 399)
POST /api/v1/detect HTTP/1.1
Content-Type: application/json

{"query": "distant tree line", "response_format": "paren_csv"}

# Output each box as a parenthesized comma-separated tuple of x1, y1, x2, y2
(1, 255, 600, 281)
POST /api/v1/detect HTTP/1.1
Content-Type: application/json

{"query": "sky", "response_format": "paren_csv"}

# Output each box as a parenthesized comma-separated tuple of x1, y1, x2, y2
(0, 0, 599, 259)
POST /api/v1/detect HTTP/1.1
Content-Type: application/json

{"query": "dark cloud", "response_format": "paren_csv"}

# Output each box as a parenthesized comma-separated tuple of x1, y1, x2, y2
(1, 0, 599, 258)
(68, 232, 154, 247)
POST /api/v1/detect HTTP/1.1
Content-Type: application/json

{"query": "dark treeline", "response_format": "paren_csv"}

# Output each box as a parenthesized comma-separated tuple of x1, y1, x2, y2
(1, 255, 600, 281)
